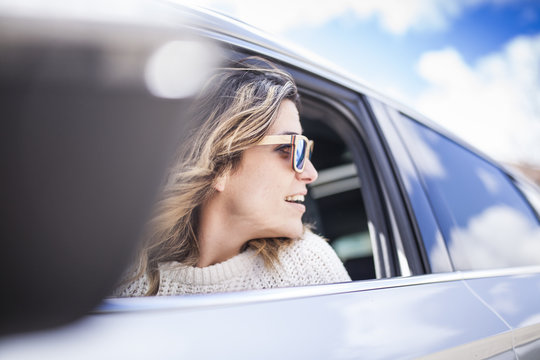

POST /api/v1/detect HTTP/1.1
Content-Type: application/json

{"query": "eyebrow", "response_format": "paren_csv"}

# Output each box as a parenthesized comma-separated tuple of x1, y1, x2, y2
(279, 130, 303, 135)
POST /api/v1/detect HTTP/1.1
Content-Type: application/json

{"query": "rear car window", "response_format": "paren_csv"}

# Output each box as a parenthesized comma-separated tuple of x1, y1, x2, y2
(397, 114, 540, 270)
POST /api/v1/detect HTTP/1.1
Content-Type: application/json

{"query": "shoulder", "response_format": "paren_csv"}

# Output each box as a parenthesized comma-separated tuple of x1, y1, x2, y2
(278, 231, 351, 284)
(111, 272, 149, 297)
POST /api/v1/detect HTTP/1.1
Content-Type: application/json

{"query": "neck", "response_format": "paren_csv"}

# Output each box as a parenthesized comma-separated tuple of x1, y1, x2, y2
(196, 198, 249, 268)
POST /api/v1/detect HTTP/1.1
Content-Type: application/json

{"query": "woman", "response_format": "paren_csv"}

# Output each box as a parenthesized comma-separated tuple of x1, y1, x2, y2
(114, 57, 351, 296)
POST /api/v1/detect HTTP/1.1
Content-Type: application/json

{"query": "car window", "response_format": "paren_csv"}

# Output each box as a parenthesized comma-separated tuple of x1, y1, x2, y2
(301, 97, 376, 280)
(397, 113, 540, 270)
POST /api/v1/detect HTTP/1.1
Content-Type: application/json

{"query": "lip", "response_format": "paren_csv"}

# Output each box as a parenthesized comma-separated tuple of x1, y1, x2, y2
(284, 190, 307, 213)
(285, 191, 307, 198)
(286, 201, 306, 213)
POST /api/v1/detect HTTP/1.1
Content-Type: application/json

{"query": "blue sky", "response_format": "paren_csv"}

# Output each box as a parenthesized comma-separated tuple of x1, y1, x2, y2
(285, 1, 540, 98)
(196, 0, 540, 167)
(4, 0, 537, 166)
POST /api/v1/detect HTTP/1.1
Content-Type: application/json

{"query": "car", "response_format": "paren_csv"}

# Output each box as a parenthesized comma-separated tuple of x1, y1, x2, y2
(1, 1, 540, 359)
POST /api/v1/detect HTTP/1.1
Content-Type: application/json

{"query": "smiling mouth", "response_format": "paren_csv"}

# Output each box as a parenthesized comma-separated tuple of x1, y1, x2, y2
(285, 194, 305, 204)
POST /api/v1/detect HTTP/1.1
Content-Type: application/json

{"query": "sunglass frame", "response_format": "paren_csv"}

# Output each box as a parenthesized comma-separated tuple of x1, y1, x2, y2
(257, 134, 314, 173)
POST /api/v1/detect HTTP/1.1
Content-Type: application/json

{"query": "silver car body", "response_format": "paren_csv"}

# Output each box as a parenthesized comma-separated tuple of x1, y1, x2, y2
(1, 1, 539, 359)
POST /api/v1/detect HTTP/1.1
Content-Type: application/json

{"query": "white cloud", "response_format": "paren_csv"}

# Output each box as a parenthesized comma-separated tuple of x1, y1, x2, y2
(448, 205, 540, 270)
(334, 286, 461, 358)
(187, 0, 506, 35)
(184, 0, 540, 167)
(415, 33, 540, 166)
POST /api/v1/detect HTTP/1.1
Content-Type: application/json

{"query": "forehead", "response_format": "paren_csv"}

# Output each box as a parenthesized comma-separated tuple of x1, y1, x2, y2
(268, 99, 302, 135)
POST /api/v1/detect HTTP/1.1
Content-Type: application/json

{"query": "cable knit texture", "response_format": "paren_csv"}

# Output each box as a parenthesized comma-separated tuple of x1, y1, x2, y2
(113, 231, 351, 297)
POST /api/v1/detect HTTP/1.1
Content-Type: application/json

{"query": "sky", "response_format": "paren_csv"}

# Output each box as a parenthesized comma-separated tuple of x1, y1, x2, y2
(1, 0, 538, 167)
(191, 0, 540, 168)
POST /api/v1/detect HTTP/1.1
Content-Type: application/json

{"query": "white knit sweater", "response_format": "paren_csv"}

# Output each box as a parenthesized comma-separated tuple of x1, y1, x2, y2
(113, 231, 351, 296)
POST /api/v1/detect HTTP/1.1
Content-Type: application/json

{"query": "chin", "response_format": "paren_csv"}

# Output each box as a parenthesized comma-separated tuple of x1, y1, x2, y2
(281, 221, 304, 239)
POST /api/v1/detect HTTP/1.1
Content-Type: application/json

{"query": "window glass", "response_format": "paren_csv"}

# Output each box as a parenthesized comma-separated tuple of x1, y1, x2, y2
(398, 114, 540, 270)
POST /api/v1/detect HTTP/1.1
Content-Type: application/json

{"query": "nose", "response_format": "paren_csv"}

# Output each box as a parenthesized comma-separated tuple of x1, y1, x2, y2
(297, 159, 318, 184)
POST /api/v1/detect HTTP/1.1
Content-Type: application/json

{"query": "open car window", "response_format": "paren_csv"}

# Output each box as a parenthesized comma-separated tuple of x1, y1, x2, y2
(301, 96, 376, 281)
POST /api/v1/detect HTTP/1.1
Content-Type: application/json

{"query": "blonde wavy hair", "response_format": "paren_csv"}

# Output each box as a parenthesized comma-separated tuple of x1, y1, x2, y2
(133, 57, 302, 295)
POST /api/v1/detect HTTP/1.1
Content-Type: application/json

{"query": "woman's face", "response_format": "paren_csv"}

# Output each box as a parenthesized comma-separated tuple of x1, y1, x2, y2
(218, 99, 318, 240)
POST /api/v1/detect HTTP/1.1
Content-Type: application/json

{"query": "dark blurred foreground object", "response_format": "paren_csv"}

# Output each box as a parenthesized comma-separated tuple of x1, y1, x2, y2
(0, 3, 216, 335)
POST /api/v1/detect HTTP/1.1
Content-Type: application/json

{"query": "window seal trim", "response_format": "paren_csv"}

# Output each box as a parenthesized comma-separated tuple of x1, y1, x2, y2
(364, 96, 434, 274)
(100, 265, 540, 314)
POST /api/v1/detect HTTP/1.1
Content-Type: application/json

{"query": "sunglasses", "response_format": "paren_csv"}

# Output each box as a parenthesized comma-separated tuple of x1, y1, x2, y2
(257, 134, 314, 173)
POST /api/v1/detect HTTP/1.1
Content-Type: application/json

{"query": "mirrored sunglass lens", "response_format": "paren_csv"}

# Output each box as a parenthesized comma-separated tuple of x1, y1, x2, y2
(295, 139, 307, 170)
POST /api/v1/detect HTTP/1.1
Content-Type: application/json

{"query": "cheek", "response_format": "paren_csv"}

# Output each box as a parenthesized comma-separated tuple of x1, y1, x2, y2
(248, 171, 283, 202)
(232, 149, 294, 205)
(241, 173, 288, 211)
(228, 167, 273, 204)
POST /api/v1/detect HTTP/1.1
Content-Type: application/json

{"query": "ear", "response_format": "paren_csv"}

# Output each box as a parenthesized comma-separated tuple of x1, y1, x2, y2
(213, 171, 228, 192)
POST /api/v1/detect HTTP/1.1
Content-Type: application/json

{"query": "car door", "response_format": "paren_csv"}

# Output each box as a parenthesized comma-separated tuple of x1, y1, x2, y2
(281, 69, 521, 358)
(368, 97, 540, 359)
